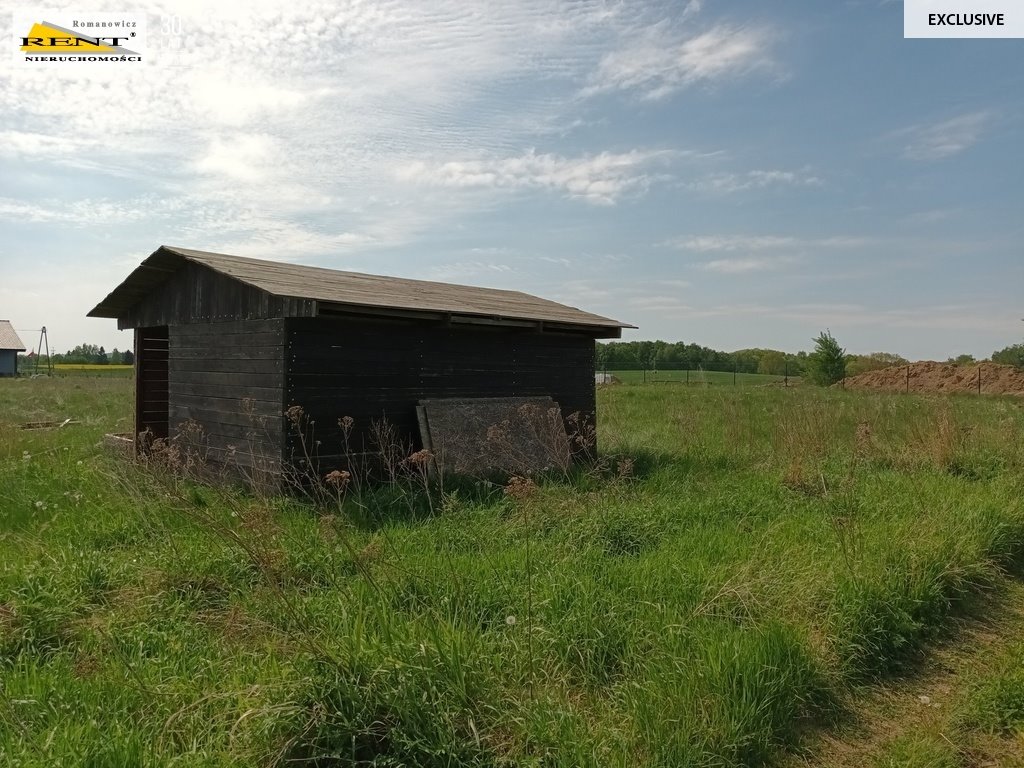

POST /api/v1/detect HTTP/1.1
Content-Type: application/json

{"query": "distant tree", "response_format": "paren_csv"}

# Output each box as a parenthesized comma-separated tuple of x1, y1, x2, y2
(946, 354, 977, 365)
(992, 343, 1024, 369)
(758, 350, 787, 376)
(845, 352, 909, 377)
(95, 346, 108, 365)
(122, 349, 135, 365)
(806, 330, 846, 386)
(63, 343, 100, 364)
(731, 350, 759, 374)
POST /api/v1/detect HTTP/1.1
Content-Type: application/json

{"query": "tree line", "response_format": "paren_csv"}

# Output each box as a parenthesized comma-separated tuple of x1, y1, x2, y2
(19, 343, 134, 365)
(596, 340, 809, 375)
(598, 337, 1024, 383)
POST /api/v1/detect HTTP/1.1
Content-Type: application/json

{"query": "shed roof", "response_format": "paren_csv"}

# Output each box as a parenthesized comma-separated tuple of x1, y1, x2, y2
(0, 320, 26, 351)
(87, 246, 635, 333)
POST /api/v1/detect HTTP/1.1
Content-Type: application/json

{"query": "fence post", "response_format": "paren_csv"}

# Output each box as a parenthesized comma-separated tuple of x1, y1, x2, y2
(906, 365, 910, 393)
(733, 360, 737, 386)
(784, 361, 789, 388)
(686, 362, 690, 386)
(978, 364, 982, 395)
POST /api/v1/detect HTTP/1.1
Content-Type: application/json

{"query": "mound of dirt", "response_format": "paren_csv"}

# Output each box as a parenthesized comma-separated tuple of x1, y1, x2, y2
(838, 361, 1024, 396)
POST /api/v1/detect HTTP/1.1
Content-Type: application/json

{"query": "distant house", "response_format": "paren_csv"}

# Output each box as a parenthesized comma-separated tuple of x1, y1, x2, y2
(0, 320, 26, 377)
(88, 245, 634, 477)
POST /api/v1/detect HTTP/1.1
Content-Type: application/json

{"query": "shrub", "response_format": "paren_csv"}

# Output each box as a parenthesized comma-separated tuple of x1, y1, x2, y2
(806, 330, 847, 387)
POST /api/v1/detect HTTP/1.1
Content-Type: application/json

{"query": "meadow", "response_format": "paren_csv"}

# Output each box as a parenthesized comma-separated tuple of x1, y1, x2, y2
(2, 376, 1024, 766)
(605, 368, 797, 386)
(51, 364, 134, 377)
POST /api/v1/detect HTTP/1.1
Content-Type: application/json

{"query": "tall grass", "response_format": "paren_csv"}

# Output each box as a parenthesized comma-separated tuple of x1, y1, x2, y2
(1, 379, 1023, 765)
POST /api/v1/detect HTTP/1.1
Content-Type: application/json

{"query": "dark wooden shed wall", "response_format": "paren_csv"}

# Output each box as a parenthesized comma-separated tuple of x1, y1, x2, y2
(167, 319, 285, 471)
(120, 262, 316, 330)
(284, 316, 596, 470)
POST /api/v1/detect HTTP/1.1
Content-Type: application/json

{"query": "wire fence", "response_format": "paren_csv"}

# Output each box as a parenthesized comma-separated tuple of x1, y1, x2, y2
(600, 361, 1001, 395)
(598, 360, 799, 387)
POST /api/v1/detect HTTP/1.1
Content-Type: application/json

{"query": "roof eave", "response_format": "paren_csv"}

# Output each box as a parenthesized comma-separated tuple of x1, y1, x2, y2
(314, 299, 631, 336)
(86, 246, 184, 318)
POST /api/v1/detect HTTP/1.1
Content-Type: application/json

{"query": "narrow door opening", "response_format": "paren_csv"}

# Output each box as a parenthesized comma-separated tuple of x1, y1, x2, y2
(135, 326, 169, 442)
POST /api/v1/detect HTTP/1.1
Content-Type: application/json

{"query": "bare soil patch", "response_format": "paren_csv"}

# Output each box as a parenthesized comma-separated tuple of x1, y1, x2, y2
(840, 362, 1024, 396)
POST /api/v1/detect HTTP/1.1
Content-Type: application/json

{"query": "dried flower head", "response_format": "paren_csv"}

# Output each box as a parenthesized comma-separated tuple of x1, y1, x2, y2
(504, 475, 538, 501)
(406, 449, 433, 468)
(285, 405, 304, 425)
(338, 415, 355, 430)
(324, 469, 351, 490)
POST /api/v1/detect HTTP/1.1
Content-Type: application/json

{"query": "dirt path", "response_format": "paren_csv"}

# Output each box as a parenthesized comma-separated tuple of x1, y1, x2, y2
(788, 581, 1024, 767)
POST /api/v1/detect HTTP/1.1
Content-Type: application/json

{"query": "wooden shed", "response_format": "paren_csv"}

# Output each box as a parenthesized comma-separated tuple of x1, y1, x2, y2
(88, 246, 633, 477)
(0, 320, 27, 377)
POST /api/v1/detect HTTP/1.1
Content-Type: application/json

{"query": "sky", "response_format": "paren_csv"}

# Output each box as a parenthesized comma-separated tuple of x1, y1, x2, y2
(0, 0, 1022, 360)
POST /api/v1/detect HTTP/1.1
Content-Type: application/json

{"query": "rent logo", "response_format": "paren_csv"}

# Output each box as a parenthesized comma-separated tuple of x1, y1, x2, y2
(13, 10, 145, 65)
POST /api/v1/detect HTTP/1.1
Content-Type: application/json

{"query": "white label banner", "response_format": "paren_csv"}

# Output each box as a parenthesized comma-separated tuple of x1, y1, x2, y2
(905, 0, 1024, 37)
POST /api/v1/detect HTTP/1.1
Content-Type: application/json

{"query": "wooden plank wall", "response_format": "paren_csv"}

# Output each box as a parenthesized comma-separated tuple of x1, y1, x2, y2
(168, 319, 285, 473)
(120, 262, 315, 330)
(284, 316, 596, 471)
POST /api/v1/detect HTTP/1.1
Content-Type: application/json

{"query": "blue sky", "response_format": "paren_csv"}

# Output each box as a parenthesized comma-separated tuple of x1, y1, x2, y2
(1, 0, 1022, 359)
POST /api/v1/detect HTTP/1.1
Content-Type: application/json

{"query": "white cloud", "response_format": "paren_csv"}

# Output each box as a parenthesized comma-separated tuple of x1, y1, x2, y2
(901, 111, 992, 161)
(701, 256, 797, 274)
(190, 78, 324, 126)
(427, 261, 516, 282)
(672, 235, 796, 252)
(194, 134, 276, 182)
(584, 23, 778, 100)
(0, 197, 185, 225)
(689, 168, 822, 194)
(667, 234, 867, 251)
(397, 149, 676, 205)
(0, 130, 89, 156)
(0, 4, 643, 234)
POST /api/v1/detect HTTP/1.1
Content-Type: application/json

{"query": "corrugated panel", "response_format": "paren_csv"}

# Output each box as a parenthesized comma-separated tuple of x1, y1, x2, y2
(0, 321, 26, 351)
(87, 245, 635, 332)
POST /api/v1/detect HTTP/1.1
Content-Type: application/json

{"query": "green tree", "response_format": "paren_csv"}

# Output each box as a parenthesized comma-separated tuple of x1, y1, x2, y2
(946, 354, 977, 365)
(95, 346, 108, 365)
(845, 351, 909, 377)
(806, 330, 846, 386)
(757, 350, 787, 376)
(992, 343, 1024, 369)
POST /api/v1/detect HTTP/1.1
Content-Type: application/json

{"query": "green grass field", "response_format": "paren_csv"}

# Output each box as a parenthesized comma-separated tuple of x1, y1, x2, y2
(2, 377, 1023, 766)
(52, 364, 134, 377)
